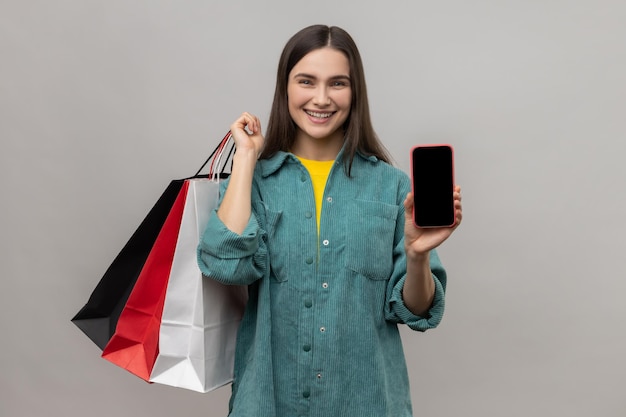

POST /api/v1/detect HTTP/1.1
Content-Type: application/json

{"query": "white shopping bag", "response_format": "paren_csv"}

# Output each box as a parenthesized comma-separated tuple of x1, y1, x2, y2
(149, 178, 247, 392)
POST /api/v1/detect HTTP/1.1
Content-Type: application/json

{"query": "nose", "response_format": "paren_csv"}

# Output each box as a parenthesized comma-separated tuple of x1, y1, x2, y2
(312, 86, 331, 106)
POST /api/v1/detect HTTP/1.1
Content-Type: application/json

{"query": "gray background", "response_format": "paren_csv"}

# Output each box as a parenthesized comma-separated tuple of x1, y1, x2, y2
(2, 1, 625, 416)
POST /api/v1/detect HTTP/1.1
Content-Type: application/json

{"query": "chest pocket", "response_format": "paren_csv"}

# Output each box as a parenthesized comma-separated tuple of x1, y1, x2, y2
(345, 200, 399, 280)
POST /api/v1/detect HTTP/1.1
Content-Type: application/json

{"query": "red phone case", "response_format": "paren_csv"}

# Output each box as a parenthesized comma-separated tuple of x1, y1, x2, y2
(410, 144, 456, 228)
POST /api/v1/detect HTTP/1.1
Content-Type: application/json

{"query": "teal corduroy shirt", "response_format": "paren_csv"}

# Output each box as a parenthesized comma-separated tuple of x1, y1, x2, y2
(197, 149, 447, 417)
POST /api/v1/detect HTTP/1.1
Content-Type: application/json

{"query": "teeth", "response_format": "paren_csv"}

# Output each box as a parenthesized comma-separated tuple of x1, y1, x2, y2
(306, 110, 333, 118)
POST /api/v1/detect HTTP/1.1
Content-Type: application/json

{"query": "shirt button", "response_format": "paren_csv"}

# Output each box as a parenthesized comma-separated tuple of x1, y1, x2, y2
(305, 257, 314, 265)
(320, 327, 326, 333)
(300, 175, 307, 182)
(317, 373, 322, 379)
(303, 390, 311, 398)
(326, 196, 333, 203)
(303, 344, 311, 352)
(322, 239, 329, 246)
(305, 211, 312, 219)
(322, 282, 328, 289)
(304, 299, 313, 308)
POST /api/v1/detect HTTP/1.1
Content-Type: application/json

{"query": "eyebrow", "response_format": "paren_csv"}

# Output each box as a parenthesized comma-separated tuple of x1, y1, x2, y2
(292, 73, 351, 81)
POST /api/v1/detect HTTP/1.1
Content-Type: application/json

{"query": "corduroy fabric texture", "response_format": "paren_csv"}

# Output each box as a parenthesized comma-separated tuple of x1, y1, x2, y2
(197, 148, 447, 417)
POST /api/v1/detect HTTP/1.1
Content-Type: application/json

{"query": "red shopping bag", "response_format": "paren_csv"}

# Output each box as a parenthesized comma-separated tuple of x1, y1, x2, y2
(101, 181, 189, 380)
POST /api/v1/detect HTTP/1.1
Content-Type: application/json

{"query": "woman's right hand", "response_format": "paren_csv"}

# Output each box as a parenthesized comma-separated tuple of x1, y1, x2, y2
(230, 112, 265, 156)
(217, 113, 263, 234)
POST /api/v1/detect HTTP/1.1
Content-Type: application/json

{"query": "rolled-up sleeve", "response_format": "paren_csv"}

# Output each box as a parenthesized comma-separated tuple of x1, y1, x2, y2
(387, 249, 447, 331)
(197, 209, 267, 286)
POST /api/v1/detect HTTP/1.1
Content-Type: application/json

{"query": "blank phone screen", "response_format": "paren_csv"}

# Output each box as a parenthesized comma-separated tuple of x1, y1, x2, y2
(411, 145, 455, 227)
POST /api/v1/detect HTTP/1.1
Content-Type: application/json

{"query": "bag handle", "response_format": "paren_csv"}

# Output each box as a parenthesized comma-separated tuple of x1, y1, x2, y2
(193, 132, 235, 179)
(209, 132, 234, 180)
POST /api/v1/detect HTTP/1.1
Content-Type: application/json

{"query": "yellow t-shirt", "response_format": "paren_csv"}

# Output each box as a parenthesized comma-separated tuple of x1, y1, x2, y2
(296, 156, 334, 234)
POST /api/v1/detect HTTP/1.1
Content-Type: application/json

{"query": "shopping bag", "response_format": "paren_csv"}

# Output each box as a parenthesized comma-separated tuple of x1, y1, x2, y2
(149, 178, 247, 392)
(71, 181, 184, 350)
(75, 131, 246, 390)
(72, 133, 234, 350)
(101, 181, 189, 380)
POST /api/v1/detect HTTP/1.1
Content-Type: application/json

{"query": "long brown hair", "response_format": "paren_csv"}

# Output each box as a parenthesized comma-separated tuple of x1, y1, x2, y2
(260, 25, 391, 175)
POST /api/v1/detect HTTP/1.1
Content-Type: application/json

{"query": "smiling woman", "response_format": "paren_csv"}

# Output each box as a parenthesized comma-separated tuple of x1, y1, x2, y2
(196, 24, 463, 417)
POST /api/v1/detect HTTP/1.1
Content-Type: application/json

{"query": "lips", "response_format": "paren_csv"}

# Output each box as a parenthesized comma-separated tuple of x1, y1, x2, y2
(305, 110, 335, 119)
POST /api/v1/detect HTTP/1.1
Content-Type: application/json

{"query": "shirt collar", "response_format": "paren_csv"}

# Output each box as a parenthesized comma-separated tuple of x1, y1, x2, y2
(258, 145, 379, 178)
(259, 151, 296, 178)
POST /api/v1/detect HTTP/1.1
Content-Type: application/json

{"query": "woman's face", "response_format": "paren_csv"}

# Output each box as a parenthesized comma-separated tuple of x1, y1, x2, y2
(287, 47, 352, 148)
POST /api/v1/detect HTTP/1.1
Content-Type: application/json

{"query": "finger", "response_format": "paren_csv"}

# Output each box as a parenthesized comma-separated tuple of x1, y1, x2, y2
(231, 113, 249, 132)
(403, 192, 414, 211)
(240, 113, 254, 134)
(251, 115, 261, 134)
(243, 112, 258, 133)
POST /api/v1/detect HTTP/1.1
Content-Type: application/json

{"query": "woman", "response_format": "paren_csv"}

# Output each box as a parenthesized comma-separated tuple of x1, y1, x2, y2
(198, 24, 462, 417)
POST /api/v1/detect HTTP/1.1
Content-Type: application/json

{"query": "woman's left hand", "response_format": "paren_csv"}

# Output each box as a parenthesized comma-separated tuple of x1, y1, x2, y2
(403, 186, 463, 256)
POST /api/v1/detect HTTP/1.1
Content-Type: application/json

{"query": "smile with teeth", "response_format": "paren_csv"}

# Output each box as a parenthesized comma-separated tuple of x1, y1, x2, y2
(305, 110, 334, 119)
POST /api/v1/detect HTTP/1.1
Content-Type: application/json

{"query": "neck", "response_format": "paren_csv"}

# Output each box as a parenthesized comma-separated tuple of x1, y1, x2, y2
(292, 131, 343, 161)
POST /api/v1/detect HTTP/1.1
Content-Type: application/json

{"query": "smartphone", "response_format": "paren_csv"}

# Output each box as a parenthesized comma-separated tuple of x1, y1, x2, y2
(410, 145, 455, 228)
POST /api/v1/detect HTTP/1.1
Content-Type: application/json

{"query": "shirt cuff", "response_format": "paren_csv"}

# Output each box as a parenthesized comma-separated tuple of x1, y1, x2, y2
(198, 209, 260, 259)
(390, 273, 446, 332)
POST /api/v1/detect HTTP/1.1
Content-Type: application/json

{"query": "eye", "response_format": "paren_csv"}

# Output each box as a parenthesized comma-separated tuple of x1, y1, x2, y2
(331, 80, 350, 88)
(298, 79, 312, 85)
